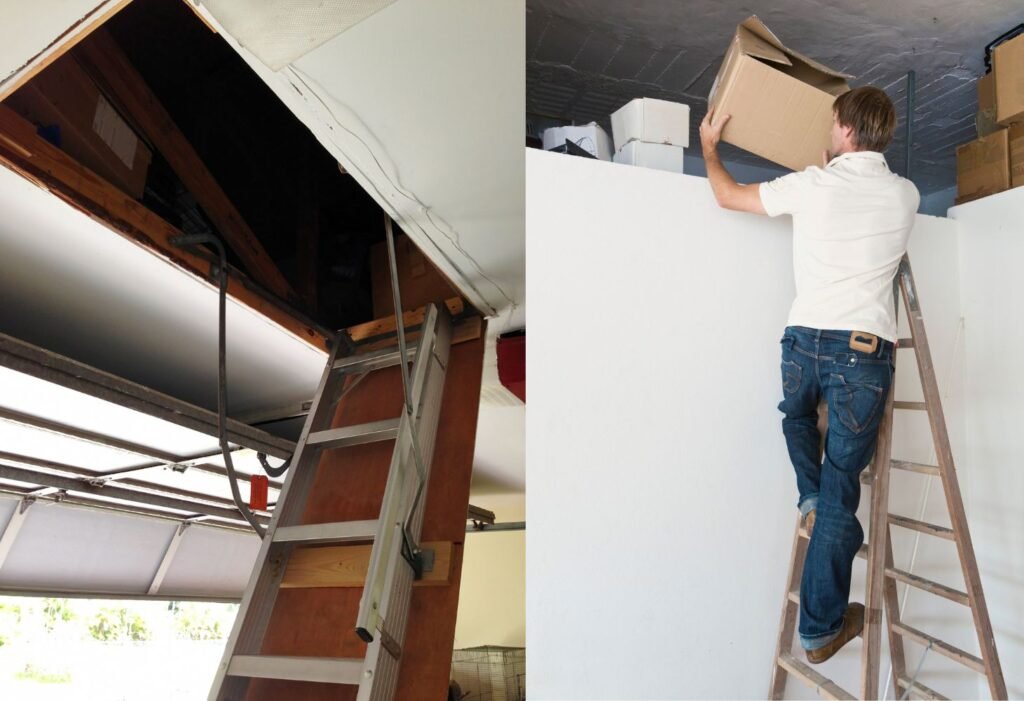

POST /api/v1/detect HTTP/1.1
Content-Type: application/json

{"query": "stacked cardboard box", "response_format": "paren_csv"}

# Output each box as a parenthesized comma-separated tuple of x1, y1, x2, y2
(610, 97, 689, 173)
(4, 53, 152, 199)
(957, 33, 1024, 204)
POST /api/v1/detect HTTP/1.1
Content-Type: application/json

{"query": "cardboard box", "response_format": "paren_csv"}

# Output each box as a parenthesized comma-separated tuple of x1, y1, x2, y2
(994, 33, 1024, 125)
(956, 129, 1009, 204)
(612, 141, 685, 173)
(1011, 124, 1024, 189)
(708, 16, 851, 172)
(4, 54, 152, 198)
(370, 232, 459, 318)
(610, 98, 690, 151)
(541, 123, 613, 161)
(977, 72, 999, 137)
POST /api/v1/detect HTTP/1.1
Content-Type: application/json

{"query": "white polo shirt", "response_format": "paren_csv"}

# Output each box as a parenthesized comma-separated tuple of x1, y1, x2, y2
(759, 151, 919, 342)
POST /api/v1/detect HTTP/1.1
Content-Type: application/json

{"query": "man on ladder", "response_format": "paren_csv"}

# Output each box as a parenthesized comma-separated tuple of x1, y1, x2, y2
(699, 87, 919, 664)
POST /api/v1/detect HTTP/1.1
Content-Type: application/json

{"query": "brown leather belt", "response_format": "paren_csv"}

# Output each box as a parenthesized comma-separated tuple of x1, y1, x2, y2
(849, 331, 879, 353)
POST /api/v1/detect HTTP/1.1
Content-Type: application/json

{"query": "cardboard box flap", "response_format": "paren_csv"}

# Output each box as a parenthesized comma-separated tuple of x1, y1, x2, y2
(740, 16, 853, 80)
(736, 25, 791, 66)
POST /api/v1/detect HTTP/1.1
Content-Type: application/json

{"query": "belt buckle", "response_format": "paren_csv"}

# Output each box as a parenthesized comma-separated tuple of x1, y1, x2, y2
(850, 331, 879, 354)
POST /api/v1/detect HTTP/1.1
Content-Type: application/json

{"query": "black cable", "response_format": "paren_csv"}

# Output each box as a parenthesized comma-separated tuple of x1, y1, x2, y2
(170, 233, 267, 539)
(256, 452, 289, 478)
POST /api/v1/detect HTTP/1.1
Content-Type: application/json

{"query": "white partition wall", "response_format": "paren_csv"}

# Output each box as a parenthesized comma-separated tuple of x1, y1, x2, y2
(951, 187, 1024, 701)
(525, 149, 1002, 699)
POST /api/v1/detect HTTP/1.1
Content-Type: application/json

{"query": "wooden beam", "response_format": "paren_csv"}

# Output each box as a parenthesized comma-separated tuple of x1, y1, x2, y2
(347, 297, 464, 342)
(0, 104, 329, 353)
(281, 541, 452, 589)
(73, 28, 295, 301)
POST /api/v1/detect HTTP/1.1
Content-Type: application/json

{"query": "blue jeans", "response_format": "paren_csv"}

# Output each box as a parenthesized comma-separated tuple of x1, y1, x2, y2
(778, 326, 894, 650)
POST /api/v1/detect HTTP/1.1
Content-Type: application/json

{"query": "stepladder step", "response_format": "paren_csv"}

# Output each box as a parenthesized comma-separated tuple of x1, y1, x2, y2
(227, 654, 364, 685)
(273, 519, 379, 545)
(307, 418, 401, 450)
(333, 345, 415, 373)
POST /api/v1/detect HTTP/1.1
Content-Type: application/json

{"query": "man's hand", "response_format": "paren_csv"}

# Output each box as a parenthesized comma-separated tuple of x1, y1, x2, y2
(700, 106, 731, 155)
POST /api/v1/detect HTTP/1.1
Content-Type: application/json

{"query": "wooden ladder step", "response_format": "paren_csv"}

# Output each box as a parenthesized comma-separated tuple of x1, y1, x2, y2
(894, 401, 928, 411)
(227, 655, 364, 684)
(776, 652, 856, 700)
(891, 460, 941, 477)
(885, 567, 969, 606)
(307, 418, 401, 450)
(897, 338, 914, 348)
(890, 622, 986, 674)
(273, 519, 379, 545)
(896, 675, 949, 700)
(889, 514, 955, 540)
(862, 460, 940, 485)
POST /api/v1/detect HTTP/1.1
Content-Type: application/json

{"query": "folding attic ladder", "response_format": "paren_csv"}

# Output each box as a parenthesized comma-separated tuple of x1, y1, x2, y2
(769, 255, 1007, 700)
(209, 220, 454, 700)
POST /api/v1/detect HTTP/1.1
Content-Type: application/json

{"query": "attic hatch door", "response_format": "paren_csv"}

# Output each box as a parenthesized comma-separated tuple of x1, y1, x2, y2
(189, 0, 516, 321)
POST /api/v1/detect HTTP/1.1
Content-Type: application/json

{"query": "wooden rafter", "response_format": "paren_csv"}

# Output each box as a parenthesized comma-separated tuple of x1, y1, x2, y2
(73, 27, 295, 301)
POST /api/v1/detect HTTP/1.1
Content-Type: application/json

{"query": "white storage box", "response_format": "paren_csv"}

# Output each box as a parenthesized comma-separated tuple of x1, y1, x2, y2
(541, 123, 613, 161)
(611, 98, 691, 152)
(613, 141, 685, 173)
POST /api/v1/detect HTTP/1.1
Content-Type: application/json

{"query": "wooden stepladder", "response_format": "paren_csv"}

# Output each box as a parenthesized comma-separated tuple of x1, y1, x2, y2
(769, 255, 1007, 700)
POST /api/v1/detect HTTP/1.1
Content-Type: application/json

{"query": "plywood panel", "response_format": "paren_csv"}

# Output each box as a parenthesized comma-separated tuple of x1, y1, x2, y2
(247, 331, 485, 700)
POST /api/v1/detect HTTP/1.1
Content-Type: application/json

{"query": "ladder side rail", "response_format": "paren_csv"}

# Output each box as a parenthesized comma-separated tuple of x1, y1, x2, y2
(357, 306, 453, 700)
(769, 521, 808, 699)
(883, 528, 909, 700)
(210, 335, 349, 700)
(861, 383, 896, 699)
(356, 304, 441, 639)
(898, 257, 1007, 699)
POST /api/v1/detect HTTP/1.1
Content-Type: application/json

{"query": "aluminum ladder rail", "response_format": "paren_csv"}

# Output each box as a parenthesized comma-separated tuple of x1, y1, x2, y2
(769, 255, 1007, 700)
(209, 302, 453, 701)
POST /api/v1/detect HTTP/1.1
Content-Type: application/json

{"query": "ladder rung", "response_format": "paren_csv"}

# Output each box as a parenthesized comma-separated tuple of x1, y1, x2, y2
(776, 652, 856, 700)
(889, 514, 955, 540)
(333, 345, 415, 373)
(863, 462, 941, 485)
(227, 655, 364, 684)
(885, 567, 969, 606)
(307, 418, 401, 450)
(890, 622, 986, 674)
(894, 401, 928, 411)
(896, 675, 949, 700)
(273, 520, 378, 545)
(897, 338, 914, 348)
(891, 460, 941, 477)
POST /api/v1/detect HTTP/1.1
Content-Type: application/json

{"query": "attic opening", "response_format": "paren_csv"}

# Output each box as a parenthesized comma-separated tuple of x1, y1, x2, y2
(0, 0, 464, 336)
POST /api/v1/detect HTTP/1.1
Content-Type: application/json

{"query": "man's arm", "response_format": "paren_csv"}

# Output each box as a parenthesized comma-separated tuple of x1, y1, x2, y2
(699, 107, 766, 215)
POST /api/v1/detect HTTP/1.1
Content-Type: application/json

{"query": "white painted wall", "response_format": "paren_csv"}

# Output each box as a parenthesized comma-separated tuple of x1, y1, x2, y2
(455, 493, 525, 649)
(525, 149, 1004, 699)
(951, 187, 1024, 700)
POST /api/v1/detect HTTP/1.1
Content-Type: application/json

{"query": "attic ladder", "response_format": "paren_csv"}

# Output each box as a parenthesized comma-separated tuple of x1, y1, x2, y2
(768, 255, 1007, 700)
(209, 219, 453, 700)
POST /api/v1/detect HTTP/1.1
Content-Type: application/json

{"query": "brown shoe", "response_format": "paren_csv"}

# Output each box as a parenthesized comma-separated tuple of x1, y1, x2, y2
(802, 508, 816, 538)
(805, 603, 865, 664)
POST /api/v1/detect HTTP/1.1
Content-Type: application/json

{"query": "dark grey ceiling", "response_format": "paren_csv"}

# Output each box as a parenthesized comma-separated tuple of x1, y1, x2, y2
(526, 0, 1024, 194)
